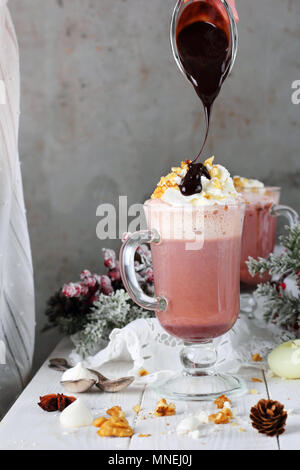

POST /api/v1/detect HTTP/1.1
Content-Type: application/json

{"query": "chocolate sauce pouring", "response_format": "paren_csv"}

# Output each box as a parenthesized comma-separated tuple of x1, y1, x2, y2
(179, 162, 211, 196)
(170, 0, 238, 196)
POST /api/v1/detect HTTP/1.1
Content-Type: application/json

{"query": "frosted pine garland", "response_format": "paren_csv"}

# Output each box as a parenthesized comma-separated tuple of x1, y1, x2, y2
(44, 244, 154, 341)
(247, 223, 300, 334)
(74, 290, 152, 357)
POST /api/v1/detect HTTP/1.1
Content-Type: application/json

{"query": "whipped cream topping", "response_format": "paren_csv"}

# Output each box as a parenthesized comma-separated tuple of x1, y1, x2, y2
(61, 362, 98, 383)
(60, 398, 93, 428)
(151, 157, 239, 206)
(233, 175, 264, 191)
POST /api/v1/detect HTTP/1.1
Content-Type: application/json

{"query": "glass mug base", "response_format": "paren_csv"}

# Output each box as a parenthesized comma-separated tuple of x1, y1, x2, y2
(151, 341, 247, 401)
(152, 371, 247, 402)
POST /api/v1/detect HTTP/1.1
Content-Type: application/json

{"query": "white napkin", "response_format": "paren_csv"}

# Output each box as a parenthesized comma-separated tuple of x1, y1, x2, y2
(69, 304, 293, 384)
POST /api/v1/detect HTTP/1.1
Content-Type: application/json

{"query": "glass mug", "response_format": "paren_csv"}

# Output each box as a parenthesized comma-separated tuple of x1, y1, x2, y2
(239, 187, 299, 314)
(120, 200, 246, 401)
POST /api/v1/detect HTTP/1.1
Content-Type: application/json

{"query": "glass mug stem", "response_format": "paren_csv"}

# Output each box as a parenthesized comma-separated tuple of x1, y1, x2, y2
(180, 342, 217, 376)
(119, 229, 167, 312)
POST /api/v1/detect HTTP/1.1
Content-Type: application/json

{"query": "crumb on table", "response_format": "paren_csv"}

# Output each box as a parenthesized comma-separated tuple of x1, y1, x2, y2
(252, 353, 263, 362)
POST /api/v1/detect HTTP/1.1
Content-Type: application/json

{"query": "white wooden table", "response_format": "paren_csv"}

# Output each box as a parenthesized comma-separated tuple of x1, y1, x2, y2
(0, 337, 299, 450)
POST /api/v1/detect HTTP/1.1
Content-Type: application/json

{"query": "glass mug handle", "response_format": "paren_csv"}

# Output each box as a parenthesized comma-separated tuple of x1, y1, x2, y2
(270, 204, 299, 226)
(119, 229, 168, 312)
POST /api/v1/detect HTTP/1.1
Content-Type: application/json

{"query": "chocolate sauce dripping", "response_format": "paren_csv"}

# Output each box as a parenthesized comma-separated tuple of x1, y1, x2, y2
(179, 162, 211, 196)
(176, 3, 231, 196)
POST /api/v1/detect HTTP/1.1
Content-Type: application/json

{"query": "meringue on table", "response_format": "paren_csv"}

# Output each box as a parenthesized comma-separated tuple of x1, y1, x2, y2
(61, 362, 98, 382)
(60, 398, 93, 428)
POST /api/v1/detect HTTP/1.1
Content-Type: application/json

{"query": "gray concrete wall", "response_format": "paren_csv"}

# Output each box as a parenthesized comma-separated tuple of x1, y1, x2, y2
(9, 0, 300, 370)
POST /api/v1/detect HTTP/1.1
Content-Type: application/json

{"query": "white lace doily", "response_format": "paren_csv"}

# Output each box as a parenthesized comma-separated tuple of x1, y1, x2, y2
(69, 305, 293, 385)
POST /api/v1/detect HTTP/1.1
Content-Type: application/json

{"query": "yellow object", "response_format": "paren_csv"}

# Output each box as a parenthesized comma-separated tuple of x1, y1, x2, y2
(209, 407, 233, 424)
(151, 161, 190, 199)
(97, 415, 134, 437)
(252, 353, 263, 362)
(154, 398, 176, 417)
(204, 156, 215, 167)
(268, 340, 300, 379)
(106, 406, 125, 418)
(133, 404, 141, 414)
(93, 417, 107, 428)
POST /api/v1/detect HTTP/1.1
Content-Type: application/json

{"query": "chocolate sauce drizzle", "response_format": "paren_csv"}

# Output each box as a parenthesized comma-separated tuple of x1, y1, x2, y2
(176, 2, 231, 198)
(179, 162, 211, 196)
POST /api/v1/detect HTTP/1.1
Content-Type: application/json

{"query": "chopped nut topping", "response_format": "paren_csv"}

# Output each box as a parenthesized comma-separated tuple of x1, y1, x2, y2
(214, 394, 231, 409)
(106, 406, 125, 418)
(204, 156, 215, 167)
(209, 396, 233, 425)
(251, 377, 263, 383)
(93, 417, 107, 428)
(209, 407, 233, 424)
(252, 353, 263, 362)
(151, 161, 190, 199)
(154, 398, 176, 417)
(233, 176, 249, 191)
(97, 415, 134, 438)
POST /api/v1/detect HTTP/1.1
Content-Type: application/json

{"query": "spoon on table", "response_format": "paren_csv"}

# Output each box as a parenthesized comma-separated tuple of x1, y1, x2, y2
(49, 358, 135, 393)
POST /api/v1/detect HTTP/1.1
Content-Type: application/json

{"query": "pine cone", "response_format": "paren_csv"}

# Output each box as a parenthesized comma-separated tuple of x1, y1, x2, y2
(250, 399, 287, 437)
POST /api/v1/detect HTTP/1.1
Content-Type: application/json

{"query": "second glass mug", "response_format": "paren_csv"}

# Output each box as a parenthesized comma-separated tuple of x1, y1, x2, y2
(239, 187, 299, 314)
(120, 200, 246, 401)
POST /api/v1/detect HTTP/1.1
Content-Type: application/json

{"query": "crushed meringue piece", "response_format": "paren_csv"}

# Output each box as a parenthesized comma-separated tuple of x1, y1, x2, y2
(189, 430, 201, 440)
(176, 417, 200, 435)
(197, 410, 209, 424)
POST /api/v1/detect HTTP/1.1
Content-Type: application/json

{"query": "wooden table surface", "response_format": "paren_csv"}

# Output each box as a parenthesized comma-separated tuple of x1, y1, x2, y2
(0, 337, 299, 450)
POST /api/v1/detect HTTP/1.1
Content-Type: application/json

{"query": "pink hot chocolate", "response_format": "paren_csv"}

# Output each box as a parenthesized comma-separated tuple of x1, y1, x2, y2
(144, 200, 244, 342)
(240, 188, 280, 286)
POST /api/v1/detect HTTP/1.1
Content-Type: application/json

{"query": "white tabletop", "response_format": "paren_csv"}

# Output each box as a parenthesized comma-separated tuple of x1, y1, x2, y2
(0, 337, 299, 450)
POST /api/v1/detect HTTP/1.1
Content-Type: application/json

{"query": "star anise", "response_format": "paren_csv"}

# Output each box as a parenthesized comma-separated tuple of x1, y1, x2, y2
(38, 393, 76, 412)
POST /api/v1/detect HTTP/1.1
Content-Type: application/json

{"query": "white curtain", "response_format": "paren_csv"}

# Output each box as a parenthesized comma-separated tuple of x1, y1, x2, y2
(0, 0, 35, 418)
